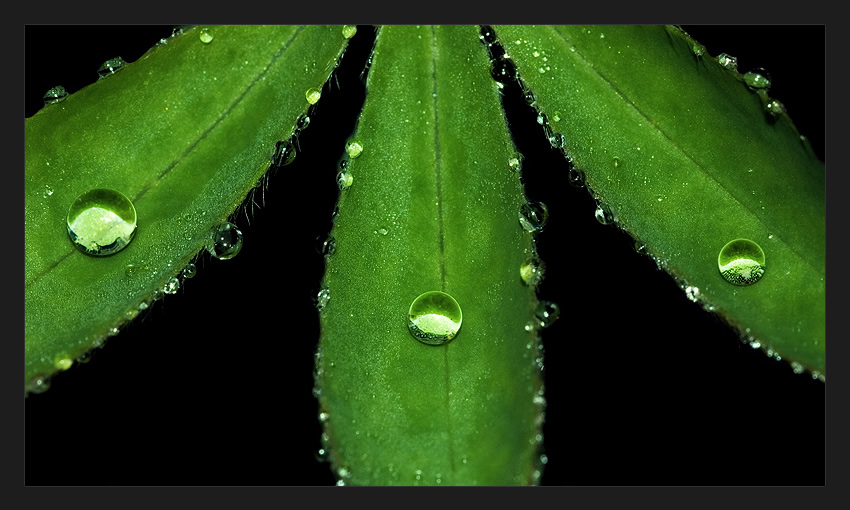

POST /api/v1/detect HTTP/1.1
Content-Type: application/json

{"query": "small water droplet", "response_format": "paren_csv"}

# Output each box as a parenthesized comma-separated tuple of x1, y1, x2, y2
(684, 285, 700, 302)
(480, 26, 497, 45)
(520, 256, 546, 286)
(508, 156, 523, 172)
(377, 227, 388, 236)
(518, 201, 549, 232)
(67, 189, 137, 256)
(97, 57, 127, 78)
(207, 222, 243, 260)
(54, 355, 73, 371)
(568, 167, 585, 187)
(594, 203, 614, 225)
(306, 87, 322, 104)
(743, 69, 771, 90)
(43, 85, 68, 105)
(765, 99, 785, 118)
(524, 321, 534, 332)
(76, 351, 92, 364)
(790, 361, 804, 374)
(336, 171, 353, 190)
(316, 287, 331, 311)
(342, 25, 357, 39)
(346, 139, 363, 159)
(107, 326, 120, 337)
(535, 301, 560, 328)
(524, 89, 537, 105)
(182, 263, 197, 279)
(272, 139, 296, 167)
(768, 234, 774, 240)
(296, 113, 311, 130)
(42, 185, 54, 198)
(163, 276, 180, 295)
(548, 132, 565, 149)
(315, 234, 337, 256)
(717, 53, 737, 71)
(199, 27, 214, 44)
(407, 291, 463, 346)
(26, 375, 51, 395)
(552, 111, 561, 122)
(718, 238, 766, 286)
(612, 156, 621, 168)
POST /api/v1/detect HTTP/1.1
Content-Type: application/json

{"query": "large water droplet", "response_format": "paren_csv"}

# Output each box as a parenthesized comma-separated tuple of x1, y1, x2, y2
(272, 139, 296, 167)
(43, 85, 68, 105)
(315, 234, 336, 256)
(207, 222, 243, 260)
(54, 355, 73, 371)
(97, 57, 127, 78)
(535, 301, 560, 328)
(346, 139, 364, 159)
(594, 203, 614, 225)
(568, 167, 585, 187)
(296, 113, 311, 131)
(717, 53, 737, 71)
(491, 58, 516, 83)
(718, 238, 765, 286)
(518, 201, 549, 232)
(407, 291, 463, 346)
(508, 156, 523, 172)
(67, 188, 137, 256)
(199, 27, 214, 44)
(306, 87, 322, 104)
(336, 171, 353, 190)
(342, 25, 357, 39)
(181, 263, 197, 279)
(743, 69, 771, 90)
(163, 276, 180, 295)
(480, 25, 497, 45)
(520, 256, 545, 286)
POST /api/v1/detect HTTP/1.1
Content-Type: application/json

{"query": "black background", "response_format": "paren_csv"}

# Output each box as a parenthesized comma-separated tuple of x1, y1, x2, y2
(25, 25, 825, 486)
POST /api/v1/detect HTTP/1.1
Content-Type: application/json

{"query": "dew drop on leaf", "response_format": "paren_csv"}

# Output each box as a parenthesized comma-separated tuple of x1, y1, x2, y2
(67, 188, 137, 256)
(594, 203, 614, 225)
(717, 53, 737, 71)
(163, 276, 180, 295)
(316, 287, 331, 311)
(407, 291, 463, 346)
(199, 27, 214, 44)
(518, 201, 549, 232)
(534, 301, 560, 328)
(520, 256, 545, 286)
(181, 263, 197, 279)
(342, 25, 357, 39)
(272, 139, 297, 167)
(346, 139, 364, 159)
(97, 57, 126, 78)
(206, 222, 243, 260)
(718, 238, 766, 286)
(306, 87, 322, 104)
(43, 85, 68, 105)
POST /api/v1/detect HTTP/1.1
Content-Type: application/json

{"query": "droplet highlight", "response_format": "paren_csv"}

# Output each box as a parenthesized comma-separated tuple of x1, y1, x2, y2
(718, 238, 766, 286)
(163, 276, 180, 295)
(520, 256, 546, 286)
(199, 27, 214, 44)
(535, 301, 560, 328)
(67, 188, 137, 256)
(408, 291, 463, 346)
(43, 85, 68, 105)
(306, 87, 322, 105)
(518, 201, 549, 232)
(206, 222, 243, 260)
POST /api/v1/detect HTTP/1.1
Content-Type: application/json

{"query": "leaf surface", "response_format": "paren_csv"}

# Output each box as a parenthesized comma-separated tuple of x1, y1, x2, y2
(494, 25, 825, 377)
(315, 25, 544, 485)
(25, 25, 351, 392)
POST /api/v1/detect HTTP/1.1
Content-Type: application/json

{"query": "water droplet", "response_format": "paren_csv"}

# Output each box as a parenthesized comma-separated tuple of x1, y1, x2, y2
(594, 203, 614, 225)
(315, 234, 337, 256)
(407, 291, 463, 346)
(508, 156, 523, 172)
(207, 222, 243, 260)
(272, 139, 296, 167)
(548, 132, 565, 149)
(163, 276, 180, 295)
(743, 69, 771, 90)
(568, 167, 585, 187)
(306, 87, 322, 104)
(718, 238, 766, 286)
(97, 57, 127, 78)
(524, 321, 534, 332)
(552, 111, 561, 122)
(76, 351, 93, 364)
(765, 99, 785, 118)
(535, 301, 560, 328)
(42, 185, 54, 198)
(524, 89, 537, 105)
(491, 57, 516, 83)
(26, 375, 51, 395)
(296, 113, 311, 130)
(152, 288, 165, 301)
(342, 25, 357, 39)
(107, 326, 120, 337)
(768, 234, 774, 240)
(717, 53, 737, 71)
(520, 256, 546, 286)
(336, 171, 353, 190)
(377, 227, 388, 236)
(316, 287, 331, 311)
(790, 361, 804, 374)
(199, 27, 214, 44)
(612, 156, 621, 168)
(684, 285, 700, 302)
(67, 189, 137, 256)
(54, 355, 73, 371)
(182, 263, 197, 279)
(346, 139, 364, 159)
(518, 201, 549, 232)
(43, 85, 68, 105)
(480, 26, 497, 44)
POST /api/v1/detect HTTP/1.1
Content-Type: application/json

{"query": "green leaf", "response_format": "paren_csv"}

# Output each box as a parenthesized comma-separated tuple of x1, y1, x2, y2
(493, 25, 825, 377)
(315, 25, 544, 485)
(25, 25, 351, 392)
